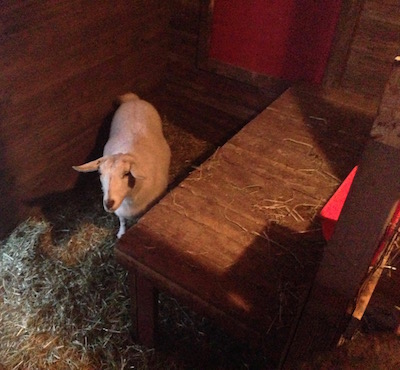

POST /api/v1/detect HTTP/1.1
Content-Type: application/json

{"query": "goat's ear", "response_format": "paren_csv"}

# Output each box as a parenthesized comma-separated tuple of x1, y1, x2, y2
(72, 157, 104, 172)
(129, 165, 146, 180)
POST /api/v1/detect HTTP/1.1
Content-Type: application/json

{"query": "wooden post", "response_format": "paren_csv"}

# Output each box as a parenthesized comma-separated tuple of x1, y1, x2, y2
(322, 0, 364, 88)
(282, 56, 400, 368)
(127, 272, 158, 348)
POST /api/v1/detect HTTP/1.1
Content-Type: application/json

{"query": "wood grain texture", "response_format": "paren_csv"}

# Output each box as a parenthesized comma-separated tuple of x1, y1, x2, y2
(283, 61, 400, 366)
(283, 140, 400, 367)
(370, 59, 400, 148)
(340, 0, 400, 97)
(0, 0, 170, 236)
(2, 0, 395, 237)
(128, 272, 158, 348)
(323, 0, 365, 87)
(116, 86, 377, 365)
(197, 0, 397, 99)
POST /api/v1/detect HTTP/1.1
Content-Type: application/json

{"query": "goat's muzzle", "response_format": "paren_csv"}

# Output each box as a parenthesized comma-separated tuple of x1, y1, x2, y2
(104, 199, 115, 212)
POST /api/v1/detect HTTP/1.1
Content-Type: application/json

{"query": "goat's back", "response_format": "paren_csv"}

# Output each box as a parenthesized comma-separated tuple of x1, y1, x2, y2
(104, 95, 166, 156)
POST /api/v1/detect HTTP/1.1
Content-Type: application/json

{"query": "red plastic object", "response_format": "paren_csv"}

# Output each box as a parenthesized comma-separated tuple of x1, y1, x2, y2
(320, 166, 358, 241)
(320, 166, 400, 265)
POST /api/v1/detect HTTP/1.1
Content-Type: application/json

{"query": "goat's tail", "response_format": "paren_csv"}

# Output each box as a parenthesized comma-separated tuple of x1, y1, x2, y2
(117, 92, 140, 104)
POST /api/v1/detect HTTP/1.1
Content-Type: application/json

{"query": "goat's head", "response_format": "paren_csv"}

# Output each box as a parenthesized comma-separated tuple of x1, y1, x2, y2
(73, 153, 144, 213)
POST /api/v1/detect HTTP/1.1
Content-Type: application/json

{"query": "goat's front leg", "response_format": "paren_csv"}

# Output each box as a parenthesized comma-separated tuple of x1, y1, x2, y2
(117, 216, 126, 238)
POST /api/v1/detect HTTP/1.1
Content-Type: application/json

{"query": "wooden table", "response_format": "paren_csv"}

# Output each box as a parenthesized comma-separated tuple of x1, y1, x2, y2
(115, 85, 376, 366)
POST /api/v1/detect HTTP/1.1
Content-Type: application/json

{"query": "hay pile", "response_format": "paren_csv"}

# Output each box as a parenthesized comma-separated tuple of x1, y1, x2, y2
(0, 194, 271, 370)
(0, 121, 273, 369)
(0, 211, 152, 369)
(0, 118, 194, 369)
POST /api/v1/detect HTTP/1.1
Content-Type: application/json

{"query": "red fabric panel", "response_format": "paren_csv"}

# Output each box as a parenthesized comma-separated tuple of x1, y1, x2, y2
(209, 0, 342, 83)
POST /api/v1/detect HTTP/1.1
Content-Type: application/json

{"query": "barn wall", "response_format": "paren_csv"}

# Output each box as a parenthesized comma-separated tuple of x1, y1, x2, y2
(335, 0, 400, 97)
(195, 0, 399, 100)
(208, 0, 342, 84)
(168, 0, 202, 74)
(0, 0, 171, 237)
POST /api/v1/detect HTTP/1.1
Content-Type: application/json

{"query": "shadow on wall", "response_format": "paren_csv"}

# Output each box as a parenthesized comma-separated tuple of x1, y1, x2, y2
(0, 137, 20, 238)
(22, 109, 119, 244)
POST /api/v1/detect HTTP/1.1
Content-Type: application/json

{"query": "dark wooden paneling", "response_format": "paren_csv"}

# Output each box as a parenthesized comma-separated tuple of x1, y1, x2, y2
(165, 1, 289, 110)
(0, 0, 171, 236)
(323, 0, 365, 87)
(339, 0, 400, 97)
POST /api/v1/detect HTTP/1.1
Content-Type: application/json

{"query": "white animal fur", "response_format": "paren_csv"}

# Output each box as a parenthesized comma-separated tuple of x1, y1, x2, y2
(73, 93, 171, 238)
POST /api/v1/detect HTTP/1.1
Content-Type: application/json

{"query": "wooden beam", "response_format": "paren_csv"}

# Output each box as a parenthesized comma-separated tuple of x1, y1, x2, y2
(128, 272, 158, 348)
(323, 0, 365, 88)
(282, 57, 400, 368)
(370, 58, 400, 148)
(197, 0, 214, 69)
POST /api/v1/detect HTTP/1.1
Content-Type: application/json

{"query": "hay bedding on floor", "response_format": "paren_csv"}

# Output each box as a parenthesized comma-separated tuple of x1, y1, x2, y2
(2, 213, 400, 370)
(1, 217, 134, 369)
(0, 122, 272, 369)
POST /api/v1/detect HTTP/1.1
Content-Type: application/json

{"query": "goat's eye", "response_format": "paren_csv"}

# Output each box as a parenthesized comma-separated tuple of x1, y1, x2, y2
(123, 172, 130, 178)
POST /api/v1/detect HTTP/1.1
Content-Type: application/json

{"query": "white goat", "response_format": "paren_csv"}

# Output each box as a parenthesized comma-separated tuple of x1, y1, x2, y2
(73, 93, 171, 238)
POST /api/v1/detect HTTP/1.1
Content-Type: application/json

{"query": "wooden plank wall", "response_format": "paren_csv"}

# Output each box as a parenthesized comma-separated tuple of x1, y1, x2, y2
(335, 0, 400, 97)
(1, 0, 398, 237)
(0, 0, 171, 237)
(155, 0, 289, 183)
(164, 0, 288, 125)
(197, 0, 399, 101)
